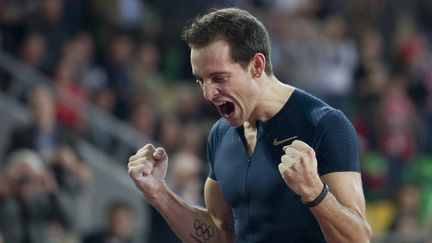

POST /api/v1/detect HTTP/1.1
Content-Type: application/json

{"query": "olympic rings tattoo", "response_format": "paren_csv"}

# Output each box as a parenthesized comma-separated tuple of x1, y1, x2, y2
(193, 219, 215, 241)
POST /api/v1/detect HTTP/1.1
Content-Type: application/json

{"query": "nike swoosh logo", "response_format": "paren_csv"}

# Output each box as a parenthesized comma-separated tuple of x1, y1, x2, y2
(272, 136, 298, 146)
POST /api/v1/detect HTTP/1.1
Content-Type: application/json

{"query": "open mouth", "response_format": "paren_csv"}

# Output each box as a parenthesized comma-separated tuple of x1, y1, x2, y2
(217, 101, 235, 118)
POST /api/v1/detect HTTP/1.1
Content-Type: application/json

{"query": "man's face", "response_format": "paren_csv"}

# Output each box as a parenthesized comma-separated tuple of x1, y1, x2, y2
(191, 40, 259, 126)
(109, 208, 134, 239)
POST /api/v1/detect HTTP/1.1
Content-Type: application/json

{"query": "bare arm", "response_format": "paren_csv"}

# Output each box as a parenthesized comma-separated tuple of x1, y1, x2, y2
(128, 144, 234, 243)
(150, 178, 234, 243)
(279, 140, 372, 243)
(310, 172, 372, 243)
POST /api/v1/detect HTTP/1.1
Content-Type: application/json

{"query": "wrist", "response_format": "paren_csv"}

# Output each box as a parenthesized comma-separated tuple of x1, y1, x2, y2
(147, 181, 168, 206)
(301, 183, 329, 208)
(301, 180, 325, 202)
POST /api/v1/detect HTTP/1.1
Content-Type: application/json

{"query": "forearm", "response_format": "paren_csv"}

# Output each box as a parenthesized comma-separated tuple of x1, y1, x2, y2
(149, 183, 233, 243)
(310, 192, 372, 243)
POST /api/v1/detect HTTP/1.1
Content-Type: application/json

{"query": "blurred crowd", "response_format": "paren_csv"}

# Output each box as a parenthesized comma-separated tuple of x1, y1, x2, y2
(0, 0, 432, 242)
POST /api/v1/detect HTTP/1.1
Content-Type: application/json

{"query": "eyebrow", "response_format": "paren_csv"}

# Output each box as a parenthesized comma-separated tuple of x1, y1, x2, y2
(193, 71, 229, 81)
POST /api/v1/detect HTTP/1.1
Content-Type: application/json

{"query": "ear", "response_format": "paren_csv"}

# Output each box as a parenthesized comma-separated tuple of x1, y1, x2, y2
(250, 53, 266, 79)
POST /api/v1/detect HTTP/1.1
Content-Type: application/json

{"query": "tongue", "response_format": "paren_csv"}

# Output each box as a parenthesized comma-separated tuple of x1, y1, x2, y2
(220, 102, 235, 115)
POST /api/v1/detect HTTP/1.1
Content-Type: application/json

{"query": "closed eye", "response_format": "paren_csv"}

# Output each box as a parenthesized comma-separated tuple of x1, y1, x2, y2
(212, 75, 228, 83)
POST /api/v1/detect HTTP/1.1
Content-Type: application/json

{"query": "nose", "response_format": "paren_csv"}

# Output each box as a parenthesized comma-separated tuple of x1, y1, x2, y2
(202, 82, 218, 101)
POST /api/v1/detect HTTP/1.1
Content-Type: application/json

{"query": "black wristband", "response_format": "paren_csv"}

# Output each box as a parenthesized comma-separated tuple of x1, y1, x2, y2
(301, 183, 329, 207)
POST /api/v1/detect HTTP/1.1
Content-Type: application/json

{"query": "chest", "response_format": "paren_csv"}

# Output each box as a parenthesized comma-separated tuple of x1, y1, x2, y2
(213, 123, 316, 207)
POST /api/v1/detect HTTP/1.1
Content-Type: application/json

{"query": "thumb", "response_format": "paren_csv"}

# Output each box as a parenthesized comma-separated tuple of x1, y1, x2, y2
(153, 147, 168, 161)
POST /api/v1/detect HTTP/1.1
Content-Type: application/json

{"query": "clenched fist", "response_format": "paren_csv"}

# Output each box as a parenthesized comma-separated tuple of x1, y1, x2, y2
(278, 140, 324, 202)
(128, 144, 168, 199)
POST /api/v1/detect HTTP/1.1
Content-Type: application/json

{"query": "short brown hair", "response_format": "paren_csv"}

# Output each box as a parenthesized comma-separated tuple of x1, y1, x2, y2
(182, 8, 273, 75)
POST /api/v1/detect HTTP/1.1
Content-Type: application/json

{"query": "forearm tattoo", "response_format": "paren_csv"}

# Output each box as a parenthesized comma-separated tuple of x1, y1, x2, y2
(189, 219, 215, 243)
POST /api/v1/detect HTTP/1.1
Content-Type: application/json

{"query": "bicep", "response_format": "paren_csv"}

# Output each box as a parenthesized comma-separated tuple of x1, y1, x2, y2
(321, 172, 366, 217)
(204, 178, 234, 236)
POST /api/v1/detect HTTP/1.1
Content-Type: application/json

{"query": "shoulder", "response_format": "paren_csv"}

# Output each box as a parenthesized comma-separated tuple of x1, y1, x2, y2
(207, 118, 234, 156)
(208, 118, 231, 142)
(314, 110, 360, 174)
(291, 90, 360, 174)
(316, 108, 355, 138)
(206, 119, 233, 179)
(292, 89, 337, 127)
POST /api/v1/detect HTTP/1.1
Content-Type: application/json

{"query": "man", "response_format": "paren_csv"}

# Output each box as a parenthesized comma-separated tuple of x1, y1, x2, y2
(128, 8, 372, 243)
(0, 149, 68, 243)
(83, 201, 136, 243)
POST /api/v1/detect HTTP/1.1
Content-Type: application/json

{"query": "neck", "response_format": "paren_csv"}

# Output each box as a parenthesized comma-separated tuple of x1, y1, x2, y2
(247, 75, 294, 126)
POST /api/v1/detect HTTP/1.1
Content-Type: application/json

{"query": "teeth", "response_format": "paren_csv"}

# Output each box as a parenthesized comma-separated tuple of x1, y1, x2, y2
(215, 101, 226, 106)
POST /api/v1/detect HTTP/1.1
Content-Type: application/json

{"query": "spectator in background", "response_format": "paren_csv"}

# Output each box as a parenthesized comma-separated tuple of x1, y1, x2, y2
(391, 184, 421, 222)
(8, 85, 69, 161)
(28, 0, 71, 73)
(271, 15, 321, 94)
(0, 149, 74, 243)
(0, 0, 38, 54)
(167, 151, 204, 206)
(180, 122, 206, 159)
(83, 201, 136, 243)
(175, 85, 204, 124)
(317, 14, 358, 115)
(354, 27, 389, 149)
(6, 84, 91, 234)
(109, 91, 159, 161)
(130, 41, 164, 96)
(379, 76, 417, 194)
(386, 213, 424, 243)
(85, 85, 118, 153)
(8, 32, 49, 97)
(18, 32, 49, 74)
(385, 184, 425, 243)
(52, 60, 87, 132)
(105, 34, 135, 120)
(393, 24, 432, 153)
(69, 31, 109, 96)
(155, 115, 182, 156)
(129, 102, 158, 141)
(114, 0, 160, 35)
(91, 0, 160, 41)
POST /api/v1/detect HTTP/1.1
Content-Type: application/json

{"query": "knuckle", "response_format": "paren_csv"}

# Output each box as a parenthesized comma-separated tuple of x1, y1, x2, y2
(128, 167, 135, 177)
(309, 148, 316, 156)
(292, 140, 301, 147)
(144, 143, 153, 149)
(298, 153, 307, 161)
(142, 150, 151, 158)
(138, 144, 154, 153)
(284, 148, 292, 155)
